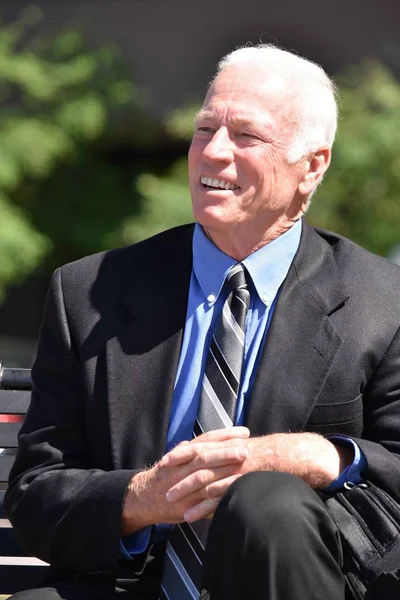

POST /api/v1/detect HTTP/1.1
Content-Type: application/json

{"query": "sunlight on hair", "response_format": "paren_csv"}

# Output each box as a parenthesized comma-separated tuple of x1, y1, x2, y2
(215, 44, 339, 167)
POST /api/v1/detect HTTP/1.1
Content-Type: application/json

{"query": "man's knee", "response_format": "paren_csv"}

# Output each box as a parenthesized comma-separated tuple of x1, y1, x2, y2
(211, 470, 334, 544)
(203, 472, 344, 599)
(222, 471, 318, 519)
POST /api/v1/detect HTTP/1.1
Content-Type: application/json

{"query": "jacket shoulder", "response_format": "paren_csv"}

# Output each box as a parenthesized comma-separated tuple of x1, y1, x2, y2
(314, 226, 400, 276)
(58, 223, 194, 287)
(312, 225, 400, 304)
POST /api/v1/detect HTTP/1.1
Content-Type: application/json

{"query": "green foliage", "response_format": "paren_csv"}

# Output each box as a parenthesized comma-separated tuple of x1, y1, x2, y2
(0, 191, 49, 302)
(0, 7, 142, 301)
(29, 155, 147, 269)
(115, 158, 193, 244)
(308, 61, 400, 257)
(2, 9, 399, 309)
(164, 102, 199, 141)
(111, 104, 198, 245)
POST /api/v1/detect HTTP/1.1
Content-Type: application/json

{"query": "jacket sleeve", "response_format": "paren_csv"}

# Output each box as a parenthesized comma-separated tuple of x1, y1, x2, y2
(354, 324, 400, 501)
(4, 268, 136, 571)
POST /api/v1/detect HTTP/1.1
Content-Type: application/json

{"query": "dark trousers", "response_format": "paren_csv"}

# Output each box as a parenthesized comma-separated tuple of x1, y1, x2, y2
(10, 472, 345, 600)
(201, 471, 345, 600)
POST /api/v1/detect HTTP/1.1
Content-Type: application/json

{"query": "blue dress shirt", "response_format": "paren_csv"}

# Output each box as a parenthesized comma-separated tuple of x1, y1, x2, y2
(121, 219, 366, 557)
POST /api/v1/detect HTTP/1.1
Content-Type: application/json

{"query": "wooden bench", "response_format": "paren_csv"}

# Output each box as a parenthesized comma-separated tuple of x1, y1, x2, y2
(0, 362, 47, 597)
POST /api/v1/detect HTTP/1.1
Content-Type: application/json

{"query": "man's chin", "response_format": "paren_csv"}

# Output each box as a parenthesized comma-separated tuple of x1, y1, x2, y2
(193, 208, 234, 232)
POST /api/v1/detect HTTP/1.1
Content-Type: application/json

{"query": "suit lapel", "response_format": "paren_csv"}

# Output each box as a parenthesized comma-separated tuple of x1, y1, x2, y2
(106, 226, 194, 470)
(246, 222, 349, 435)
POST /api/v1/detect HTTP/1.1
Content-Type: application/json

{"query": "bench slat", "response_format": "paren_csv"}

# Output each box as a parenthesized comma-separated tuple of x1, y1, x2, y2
(0, 390, 31, 414)
(0, 564, 47, 594)
(0, 557, 47, 566)
(0, 423, 21, 448)
(0, 367, 32, 391)
(0, 490, 5, 518)
(0, 455, 15, 484)
(0, 527, 26, 557)
(0, 366, 42, 595)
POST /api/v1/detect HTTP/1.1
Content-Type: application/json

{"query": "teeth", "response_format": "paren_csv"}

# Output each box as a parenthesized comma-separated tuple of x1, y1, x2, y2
(201, 176, 237, 190)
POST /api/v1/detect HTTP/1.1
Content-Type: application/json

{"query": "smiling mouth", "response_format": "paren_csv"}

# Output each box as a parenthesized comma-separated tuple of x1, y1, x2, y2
(200, 176, 239, 191)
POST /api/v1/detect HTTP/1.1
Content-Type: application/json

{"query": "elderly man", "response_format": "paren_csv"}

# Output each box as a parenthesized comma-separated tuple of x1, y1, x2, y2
(5, 44, 400, 600)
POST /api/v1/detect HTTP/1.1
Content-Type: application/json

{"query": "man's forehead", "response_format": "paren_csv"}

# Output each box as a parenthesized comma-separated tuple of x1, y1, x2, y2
(198, 67, 293, 126)
(210, 66, 290, 97)
(203, 67, 293, 114)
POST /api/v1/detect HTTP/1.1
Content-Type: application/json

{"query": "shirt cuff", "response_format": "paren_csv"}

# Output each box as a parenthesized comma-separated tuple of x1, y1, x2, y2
(324, 435, 368, 491)
(120, 526, 152, 559)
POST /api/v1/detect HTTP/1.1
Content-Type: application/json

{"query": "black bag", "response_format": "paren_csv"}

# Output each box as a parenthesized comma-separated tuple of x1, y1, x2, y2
(325, 481, 400, 599)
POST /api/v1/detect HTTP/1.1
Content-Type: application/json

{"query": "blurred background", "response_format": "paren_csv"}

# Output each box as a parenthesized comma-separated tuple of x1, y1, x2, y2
(0, 0, 399, 366)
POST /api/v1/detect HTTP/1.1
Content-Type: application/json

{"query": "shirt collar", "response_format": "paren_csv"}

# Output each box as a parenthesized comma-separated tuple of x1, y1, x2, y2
(193, 219, 302, 306)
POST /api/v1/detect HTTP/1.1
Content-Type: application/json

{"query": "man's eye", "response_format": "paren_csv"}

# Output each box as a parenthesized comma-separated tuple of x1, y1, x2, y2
(197, 127, 215, 133)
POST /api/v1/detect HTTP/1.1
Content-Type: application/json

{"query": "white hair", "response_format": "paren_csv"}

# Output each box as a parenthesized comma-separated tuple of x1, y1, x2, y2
(214, 44, 339, 165)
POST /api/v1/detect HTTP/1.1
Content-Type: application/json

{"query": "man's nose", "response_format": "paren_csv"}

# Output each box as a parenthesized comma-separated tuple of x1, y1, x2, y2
(202, 127, 234, 164)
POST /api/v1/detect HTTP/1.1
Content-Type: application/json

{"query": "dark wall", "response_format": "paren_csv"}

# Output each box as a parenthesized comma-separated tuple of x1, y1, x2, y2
(2, 0, 400, 116)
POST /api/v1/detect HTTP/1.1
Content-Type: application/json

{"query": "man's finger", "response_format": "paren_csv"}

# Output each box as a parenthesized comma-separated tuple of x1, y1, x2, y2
(164, 435, 249, 467)
(190, 446, 249, 470)
(194, 427, 250, 442)
(166, 463, 244, 503)
(169, 473, 242, 504)
(184, 498, 220, 523)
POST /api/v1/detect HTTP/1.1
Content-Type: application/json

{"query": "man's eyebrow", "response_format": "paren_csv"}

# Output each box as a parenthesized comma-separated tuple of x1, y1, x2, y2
(194, 110, 272, 130)
(194, 109, 214, 122)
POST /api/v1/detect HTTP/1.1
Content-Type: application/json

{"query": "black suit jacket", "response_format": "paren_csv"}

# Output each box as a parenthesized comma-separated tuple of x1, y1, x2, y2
(5, 221, 400, 589)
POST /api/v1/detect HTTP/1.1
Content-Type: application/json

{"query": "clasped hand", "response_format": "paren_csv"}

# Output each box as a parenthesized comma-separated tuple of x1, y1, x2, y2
(121, 427, 347, 536)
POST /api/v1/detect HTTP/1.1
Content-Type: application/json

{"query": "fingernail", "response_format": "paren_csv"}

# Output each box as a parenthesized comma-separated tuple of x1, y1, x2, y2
(237, 427, 250, 437)
(165, 491, 173, 503)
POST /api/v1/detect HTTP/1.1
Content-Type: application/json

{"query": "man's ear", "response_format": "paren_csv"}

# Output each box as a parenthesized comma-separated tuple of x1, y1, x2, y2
(298, 148, 331, 197)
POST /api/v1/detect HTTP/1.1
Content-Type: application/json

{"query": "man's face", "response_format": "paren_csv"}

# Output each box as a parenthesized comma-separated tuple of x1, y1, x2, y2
(188, 66, 307, 242)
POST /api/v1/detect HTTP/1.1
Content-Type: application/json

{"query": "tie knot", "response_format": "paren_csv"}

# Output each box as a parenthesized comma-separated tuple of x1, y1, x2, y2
(226, 263, 247, 291)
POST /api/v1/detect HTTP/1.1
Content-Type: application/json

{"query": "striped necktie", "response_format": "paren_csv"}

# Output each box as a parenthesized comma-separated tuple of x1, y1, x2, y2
(160, 263, 250, 600)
